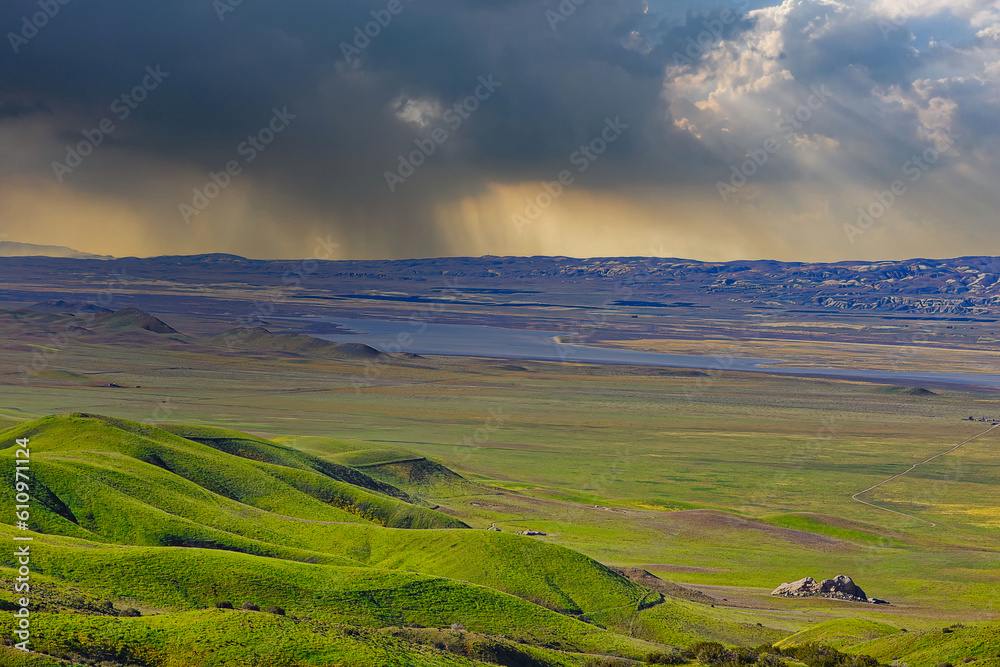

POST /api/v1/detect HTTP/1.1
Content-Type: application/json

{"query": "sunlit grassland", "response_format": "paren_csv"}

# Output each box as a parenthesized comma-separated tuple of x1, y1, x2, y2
(1, 337, 998, 632)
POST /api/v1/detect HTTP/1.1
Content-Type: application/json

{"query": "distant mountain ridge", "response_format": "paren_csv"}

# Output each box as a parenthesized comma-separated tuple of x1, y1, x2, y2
(8, 253, 1000, 316)
(0, 241, 113, 260)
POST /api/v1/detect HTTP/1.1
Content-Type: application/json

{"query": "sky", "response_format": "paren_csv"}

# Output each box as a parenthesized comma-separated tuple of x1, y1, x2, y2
(0, 0, 998, 261)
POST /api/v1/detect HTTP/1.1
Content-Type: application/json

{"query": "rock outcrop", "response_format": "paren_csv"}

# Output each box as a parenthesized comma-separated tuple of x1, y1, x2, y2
(771, 576, 822, 597)
(819, 574, 866, 601)
(771, 574, 880, 603)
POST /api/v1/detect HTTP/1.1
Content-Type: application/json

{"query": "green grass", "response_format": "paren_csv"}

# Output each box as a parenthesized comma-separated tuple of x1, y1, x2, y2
(0, 531, 663, 659)
(0, 414, 465, 539)
(28, 370, 89, 380)
(0, 415, 656, 621)
(0, 649, 77, 666)
(3, 411, 888, 661)
(775, 619, 903, 650)
(0, 610, 515, 666)
(628, 597, 792, 647)
(758, 514, 909, 548)
(850, 624, 1000, 666)
(327, 449, 494, 500)
(0, 414, 731, 661)
(332, 448, 425, 467)
(159, 423, 420, 501)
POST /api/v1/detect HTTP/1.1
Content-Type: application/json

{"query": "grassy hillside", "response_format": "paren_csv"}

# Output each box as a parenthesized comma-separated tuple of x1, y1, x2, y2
(0, 650, 76, 666)
(0, 611, 577, 667)
(775, 619, 903, 650)
(0, 415, 465, 538)
(159, 423, 415, 501)
(848, 624, 1000, 667)
(0, 414, 723, 663)
(0, 530, 666, 661)
(330, 447, 497, 499)
(0, 416, 653, 618)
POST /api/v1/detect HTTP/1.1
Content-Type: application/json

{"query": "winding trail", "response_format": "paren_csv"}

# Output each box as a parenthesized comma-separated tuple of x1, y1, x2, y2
(851, 422, 998, 527)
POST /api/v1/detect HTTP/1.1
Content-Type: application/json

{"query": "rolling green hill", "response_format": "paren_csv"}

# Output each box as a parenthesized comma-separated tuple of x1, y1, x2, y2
(0, 415, 685, 664)
(0, 610, 591, 667)
(331, 447, 497, 499)
(0, 416, 653, 618)
(159, 423, 415, 501)
(775, 618, 903, 650)
(0, 414, 464, 539)
(846, 624, 1000, 667)
(0, 530, 666, 662)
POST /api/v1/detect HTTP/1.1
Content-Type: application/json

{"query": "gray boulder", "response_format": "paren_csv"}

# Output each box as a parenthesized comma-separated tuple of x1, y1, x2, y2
(772, 574, 871, 602)
(820, 575, 867, 600)
(771, 576, 821, 597)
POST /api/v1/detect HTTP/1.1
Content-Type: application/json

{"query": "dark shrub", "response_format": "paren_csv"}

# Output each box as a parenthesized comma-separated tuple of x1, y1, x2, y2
(241, 602, 260, 611)
(214, 600, 234, 609)
(265, 605, 286, 615)
(120, 608, 141, 617)
(758, 654, 786, 667)
(646, 650, 688, 664)
(687, 642, 736, 666)
(732, 646, 761, 665)
(583, 659, 633, 667)
(782, 643, 880, 667)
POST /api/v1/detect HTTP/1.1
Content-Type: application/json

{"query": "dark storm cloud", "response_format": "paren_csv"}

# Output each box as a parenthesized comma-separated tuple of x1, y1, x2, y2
(0, 98, 49, 118)
(0, 0, 997, 259)
(0, 0, 724, 179)
(0, 0, 730, 256)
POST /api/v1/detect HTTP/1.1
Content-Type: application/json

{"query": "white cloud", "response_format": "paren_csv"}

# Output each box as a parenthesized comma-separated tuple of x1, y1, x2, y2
(392, 96, 443, 128)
